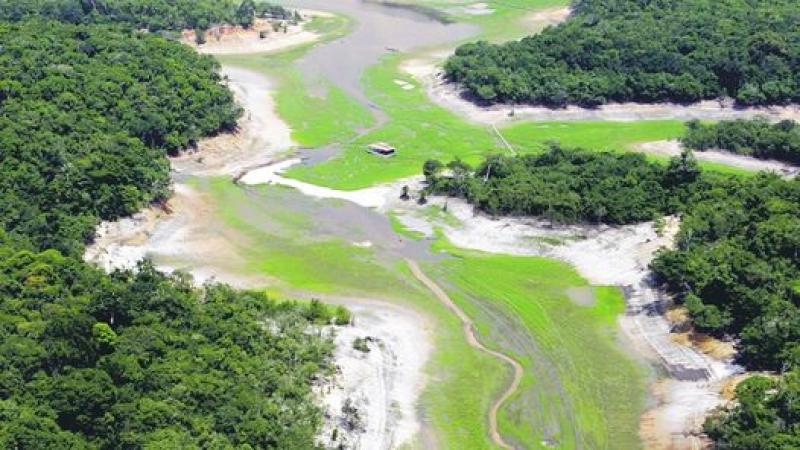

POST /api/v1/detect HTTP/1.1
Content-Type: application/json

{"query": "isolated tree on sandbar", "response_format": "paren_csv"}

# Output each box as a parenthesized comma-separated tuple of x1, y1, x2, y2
(418, 191, 428, 205)
(236, 0, 256, 28)
(400, 185, 410, 200)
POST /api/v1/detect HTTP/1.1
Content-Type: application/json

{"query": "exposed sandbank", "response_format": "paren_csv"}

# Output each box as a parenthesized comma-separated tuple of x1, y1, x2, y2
(634, 140, 800, 177)
(181, 10, 329, 55)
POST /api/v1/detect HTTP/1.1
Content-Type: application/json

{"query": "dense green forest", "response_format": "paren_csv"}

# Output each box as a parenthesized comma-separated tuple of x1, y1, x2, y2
(444, 0, 800, 107)
(0, 0, 293, 31)
(683, 118, 800, 165)
(704, 371, 800, 448)
(424, 146, 701, 224)
(0, 20, 239, 255)
(0, 246, 347, 448)
(0, 4, 345, 448)
(651, 173, 800, 371)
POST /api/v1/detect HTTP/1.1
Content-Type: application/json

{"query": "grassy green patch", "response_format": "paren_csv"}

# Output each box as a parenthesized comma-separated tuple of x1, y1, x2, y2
(286, 54, 505, 188)
(193, 178, 508, 447)
(416, 0, 571, 41)
(217, 14, 374, 148)
(501, 120, 685, 152)
(194, 178, 644, 448)
(388, 212, 426, 240)
(285, 54, 706, 189)
(427, 249, 645, 449)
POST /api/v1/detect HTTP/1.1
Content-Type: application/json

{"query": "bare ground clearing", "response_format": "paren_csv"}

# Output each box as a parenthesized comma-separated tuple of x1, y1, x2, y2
(181, 10, 329, 55)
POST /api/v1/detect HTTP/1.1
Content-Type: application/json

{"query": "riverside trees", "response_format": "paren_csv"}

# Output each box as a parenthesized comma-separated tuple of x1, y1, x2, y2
(424, 146, 698, 224)
(444, 0, 800, 107)
(0, 4, 343, 447)
(424, 145, 800, 445)
(0, 20, 240, 255)
(0, 0, 295, 31)
(683, 118, 800, 165)
(424, 146, 798, 373)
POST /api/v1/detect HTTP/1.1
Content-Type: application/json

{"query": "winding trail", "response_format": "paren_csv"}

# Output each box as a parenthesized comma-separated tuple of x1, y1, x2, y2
(406, 259, 523, 450)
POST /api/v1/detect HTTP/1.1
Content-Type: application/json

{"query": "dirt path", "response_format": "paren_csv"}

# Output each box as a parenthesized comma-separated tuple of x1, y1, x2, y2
(406, 259, 523, 450)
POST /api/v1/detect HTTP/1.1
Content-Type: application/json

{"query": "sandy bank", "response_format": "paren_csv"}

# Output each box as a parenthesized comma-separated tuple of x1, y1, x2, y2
(181, 10, 328, 55)
(171, 66, 294, 177)
(635, 140, 800, 177)
(408, 61, 800, 126)
(239, 158, 396, 209)
(316, 299, 432, 450)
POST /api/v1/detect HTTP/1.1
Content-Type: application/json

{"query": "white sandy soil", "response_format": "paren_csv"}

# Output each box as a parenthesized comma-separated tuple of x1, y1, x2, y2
(238, 158, 411, 209)
(171, 66, 294, 177)
(635, 140, 800, 177)
(316, 300, 432, 450)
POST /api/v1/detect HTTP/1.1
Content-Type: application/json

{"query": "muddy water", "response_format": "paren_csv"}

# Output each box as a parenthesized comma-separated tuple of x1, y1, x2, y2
(282, 0, 475, 125)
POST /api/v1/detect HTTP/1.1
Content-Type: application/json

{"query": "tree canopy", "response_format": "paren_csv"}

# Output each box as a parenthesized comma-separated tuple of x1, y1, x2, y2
(0, 0, 293, 31)
(683, 118, 800, 165)
(0, 20, 240, 255)
(444, 0, 800, 107)
(704, 371, 800, 448)
(0, 4, 344, 448)
(651, 173, 800, 371)
(424, 145, 700, 225)
(0, 241, 347, 449)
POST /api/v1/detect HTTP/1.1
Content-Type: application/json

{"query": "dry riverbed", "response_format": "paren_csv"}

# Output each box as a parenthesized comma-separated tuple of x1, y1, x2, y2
(86, 54, 434, 448)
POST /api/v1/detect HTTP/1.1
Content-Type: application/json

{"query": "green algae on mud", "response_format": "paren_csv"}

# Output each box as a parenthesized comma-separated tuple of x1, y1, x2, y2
(283, 54, 698, 190)
(216, 13, 375, 148)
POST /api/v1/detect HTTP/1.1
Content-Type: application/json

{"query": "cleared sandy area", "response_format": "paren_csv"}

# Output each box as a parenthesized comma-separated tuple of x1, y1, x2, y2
(181, 11, 328, 55)
(316, 299, 432, 450)
(635, 140, 800, 177)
